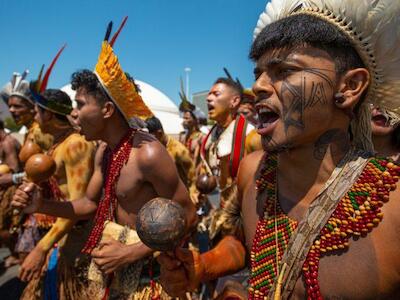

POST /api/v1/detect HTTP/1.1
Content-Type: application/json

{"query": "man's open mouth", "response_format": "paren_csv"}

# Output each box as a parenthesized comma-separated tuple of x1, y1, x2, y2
(257, 106, 280, 135)
(372, 114, 389, 127)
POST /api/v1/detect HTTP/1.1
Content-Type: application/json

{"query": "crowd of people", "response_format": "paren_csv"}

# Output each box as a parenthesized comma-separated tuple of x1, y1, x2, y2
(0, 0, 399, 299)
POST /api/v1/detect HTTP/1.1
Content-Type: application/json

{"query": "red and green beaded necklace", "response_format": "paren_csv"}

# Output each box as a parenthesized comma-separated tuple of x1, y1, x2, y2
(82, 129, 136, 254)
(249, 155, 400, 300)
(249, 153, 298, 299)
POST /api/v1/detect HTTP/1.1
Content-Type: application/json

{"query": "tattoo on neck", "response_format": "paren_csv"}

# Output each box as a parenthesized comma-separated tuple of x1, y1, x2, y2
(313, 129, 350, 160)
(263, 136, 294, 153)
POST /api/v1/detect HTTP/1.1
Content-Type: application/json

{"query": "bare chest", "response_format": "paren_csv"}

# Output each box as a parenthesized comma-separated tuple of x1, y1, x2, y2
(110, 160, 157, 228)
(242, 186, 400, 299)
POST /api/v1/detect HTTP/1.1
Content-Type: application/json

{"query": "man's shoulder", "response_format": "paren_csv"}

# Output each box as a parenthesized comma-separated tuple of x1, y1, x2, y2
(133, 130, 168, 169)
(61, 132, 95, 163)
(3, 134, 20, 150)
(237, 150, 264, 186)
(168, 136, 187, 152)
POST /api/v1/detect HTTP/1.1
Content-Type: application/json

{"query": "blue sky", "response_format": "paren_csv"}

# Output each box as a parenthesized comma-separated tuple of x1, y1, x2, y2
(0, 0, 267, 105)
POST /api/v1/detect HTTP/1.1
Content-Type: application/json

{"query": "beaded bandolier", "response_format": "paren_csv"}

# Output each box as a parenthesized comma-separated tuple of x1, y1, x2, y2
(82, 129, 135, 253)
(249, 154, 400, 299)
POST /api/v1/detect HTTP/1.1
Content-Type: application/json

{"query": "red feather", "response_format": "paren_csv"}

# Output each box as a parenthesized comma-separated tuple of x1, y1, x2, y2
(39, 44, 67, 93)
(109, 16, 128, 47)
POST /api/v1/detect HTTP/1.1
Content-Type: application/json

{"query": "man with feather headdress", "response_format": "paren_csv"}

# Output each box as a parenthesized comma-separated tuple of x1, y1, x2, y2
(12, 18, 196, 300)
(158, 1, 400, 299)
(0, 70, 53, 267)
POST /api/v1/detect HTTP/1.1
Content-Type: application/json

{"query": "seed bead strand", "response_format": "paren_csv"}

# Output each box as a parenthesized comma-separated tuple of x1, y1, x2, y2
(249, 154, 298, 299)
(82, 129, 136, 254)
(302, 159, 400, 300)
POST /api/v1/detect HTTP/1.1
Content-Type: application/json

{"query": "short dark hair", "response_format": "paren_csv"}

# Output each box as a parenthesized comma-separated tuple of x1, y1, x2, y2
(214, 77, 242, 96)
(125, 72, 141, 94)
(40, 89, 71, 123)
(70, 69, 111, 105)
(250, 14, 365, 76)
(0, 119, 4, 130)
(145, 116, 163, 133)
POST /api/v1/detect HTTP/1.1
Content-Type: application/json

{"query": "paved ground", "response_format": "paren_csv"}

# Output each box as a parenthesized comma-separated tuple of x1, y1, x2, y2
(0, 248, 26, 300)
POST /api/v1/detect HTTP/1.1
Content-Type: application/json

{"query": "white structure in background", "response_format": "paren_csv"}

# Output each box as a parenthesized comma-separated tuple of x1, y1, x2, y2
(61, 80, 183, 135)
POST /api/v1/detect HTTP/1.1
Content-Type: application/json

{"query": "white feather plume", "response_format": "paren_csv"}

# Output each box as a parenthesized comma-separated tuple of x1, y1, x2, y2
(253, 0, 400, 119)
(0, 69, 32, 104)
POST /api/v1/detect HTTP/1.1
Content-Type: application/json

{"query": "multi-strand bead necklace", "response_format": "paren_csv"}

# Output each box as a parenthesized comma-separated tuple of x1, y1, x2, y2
(249, 153, 297, 299)
(82, 129, 135, 254)
(249, 154, 399, 299)
(302, 158, 399, 299)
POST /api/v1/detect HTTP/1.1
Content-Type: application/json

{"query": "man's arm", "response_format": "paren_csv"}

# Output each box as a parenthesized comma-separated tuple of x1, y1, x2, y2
(19, 138, 96, 282)
(3, 137, 20, 172)
(0, 137, 21, 187)
(12, 143, 104, 220)
(176, 145, 199, 205)
(35, 139, 96, 250)
(158, 236, 246, 297)
(157, 157, 252, 296)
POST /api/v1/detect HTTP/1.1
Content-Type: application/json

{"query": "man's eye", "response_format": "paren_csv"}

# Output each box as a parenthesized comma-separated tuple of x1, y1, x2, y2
(277, 68, 296, 78)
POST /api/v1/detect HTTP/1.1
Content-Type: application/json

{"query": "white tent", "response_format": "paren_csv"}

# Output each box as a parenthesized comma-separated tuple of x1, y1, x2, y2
(61, 80, 183, 135)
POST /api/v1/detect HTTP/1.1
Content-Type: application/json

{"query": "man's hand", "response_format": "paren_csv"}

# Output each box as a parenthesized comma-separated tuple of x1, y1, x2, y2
(19, 247, 47, 282)
(91, 239, 136, 275)
(11, 182, 43, 214)
(0, 173, 13, 187)
(158, 248, 204, 297)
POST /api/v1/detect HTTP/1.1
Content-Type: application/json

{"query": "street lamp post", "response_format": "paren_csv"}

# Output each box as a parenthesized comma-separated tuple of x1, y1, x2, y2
(184, 67, 191, 100)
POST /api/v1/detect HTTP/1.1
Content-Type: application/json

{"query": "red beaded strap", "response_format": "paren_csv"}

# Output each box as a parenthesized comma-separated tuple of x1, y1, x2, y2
(82, 129, 135, 253)
(302, 159, 400, 299)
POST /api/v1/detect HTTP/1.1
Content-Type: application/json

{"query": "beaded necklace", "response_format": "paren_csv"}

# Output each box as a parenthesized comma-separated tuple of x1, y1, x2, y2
(82, 129, 136, 253)
(249, 153, 298, 298)
(249, 155, 399, 299)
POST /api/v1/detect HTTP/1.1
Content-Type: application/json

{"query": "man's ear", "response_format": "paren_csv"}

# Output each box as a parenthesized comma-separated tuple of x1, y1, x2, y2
(231, 94, 241, 110)
(335, 68, 370, 110)
(102, 101, 116, 119)
(43, 110, 54, 122)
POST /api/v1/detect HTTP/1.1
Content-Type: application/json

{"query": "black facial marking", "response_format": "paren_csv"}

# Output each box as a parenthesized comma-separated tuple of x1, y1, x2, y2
(313, 129, 350, 160)
(280, 68, 334, 135)
(281, 75, 306, 133)
(306, 81, 328, 108)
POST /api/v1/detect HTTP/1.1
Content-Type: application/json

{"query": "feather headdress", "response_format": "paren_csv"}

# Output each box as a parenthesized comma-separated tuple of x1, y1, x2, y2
(0, 70, 33, 104)
(253, 0, 400, 151)
(94, 17, 153, 128)
(178, 77, 206, 123)
(179, 77, 196, 112)
(31, 44, 72, 116)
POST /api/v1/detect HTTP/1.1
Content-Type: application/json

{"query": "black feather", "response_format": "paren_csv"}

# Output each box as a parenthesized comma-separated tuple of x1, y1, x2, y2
(104, 21, 113, 42)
